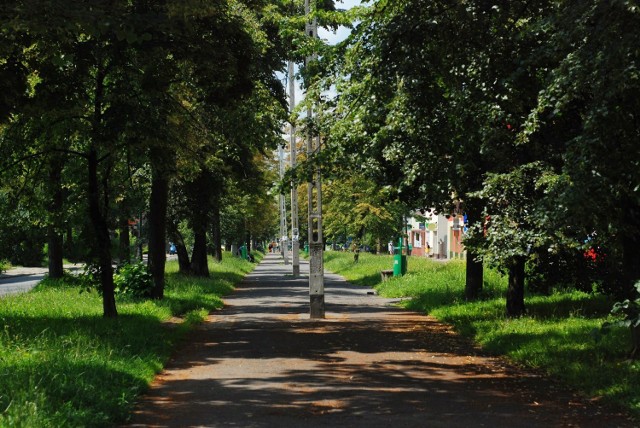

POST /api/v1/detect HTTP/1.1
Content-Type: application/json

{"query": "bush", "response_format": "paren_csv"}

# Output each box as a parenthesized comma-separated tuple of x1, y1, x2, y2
(113, 262, 153, 298)
(0, 259, 9, 273)
(77, 262, 153, 299)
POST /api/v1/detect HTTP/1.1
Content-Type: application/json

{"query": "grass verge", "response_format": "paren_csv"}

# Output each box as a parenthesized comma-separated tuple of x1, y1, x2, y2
(0, 252, 258, 427)
(324, 251, 639, 417)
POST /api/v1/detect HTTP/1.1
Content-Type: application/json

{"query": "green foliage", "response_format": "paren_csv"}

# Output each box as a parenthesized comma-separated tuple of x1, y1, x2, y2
(0, 259, 9, 273)
(113, 262, 154, 299)
(605, 282, 640, 330)
(78, 263, 102, 294)
(323, 175, 404, 248)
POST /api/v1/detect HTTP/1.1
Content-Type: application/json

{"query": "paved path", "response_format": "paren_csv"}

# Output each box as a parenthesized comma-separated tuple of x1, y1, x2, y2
(0, 267, 49, 297)
(128, 253, 633, 427)
(0, 264, 83, 297)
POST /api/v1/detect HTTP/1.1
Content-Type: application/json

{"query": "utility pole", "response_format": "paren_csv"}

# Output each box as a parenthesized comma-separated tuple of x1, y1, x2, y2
(289, 59, 300, 276)
(305, 0, 324, 318)
(278, 143, 289, 265)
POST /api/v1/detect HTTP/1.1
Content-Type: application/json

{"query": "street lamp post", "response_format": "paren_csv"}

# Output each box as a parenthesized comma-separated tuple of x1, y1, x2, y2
(289, 59, 300, 277)
(305, 0, 324, 319)
(278, 143, 289, 265)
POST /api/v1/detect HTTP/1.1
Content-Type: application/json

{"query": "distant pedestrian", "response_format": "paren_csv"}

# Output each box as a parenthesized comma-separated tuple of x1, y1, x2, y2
(388, 241, 393, 255)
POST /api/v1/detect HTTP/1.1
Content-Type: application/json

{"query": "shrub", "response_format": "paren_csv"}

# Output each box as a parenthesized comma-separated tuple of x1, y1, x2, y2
(113, 262, 153, 298)
(0, 259, 9, 273)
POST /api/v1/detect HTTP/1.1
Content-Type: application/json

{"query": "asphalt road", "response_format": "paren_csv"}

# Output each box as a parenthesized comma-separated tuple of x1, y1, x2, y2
(0, 273, 45, 297)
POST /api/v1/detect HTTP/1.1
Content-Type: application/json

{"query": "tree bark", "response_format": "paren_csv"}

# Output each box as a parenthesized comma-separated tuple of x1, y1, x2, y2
(188, 172, 211, 276)
(148, 173, 169, 299)
(47, 156, 65, 279)
(622, 232, 640, 299)
(167, 221, 191, 274)
(631, 326, 640, 360)
(506, 256, 526, 317)
(88, 148, 117, 318)
(65, 226, 73, 256)
(88, 61, 116, 318)
(118, 215, 131, 264)
(190, 227, 209, 277)
(465, 203, 484, 300)
(47, 225, 64, 279)
(212, 201, 222, 263)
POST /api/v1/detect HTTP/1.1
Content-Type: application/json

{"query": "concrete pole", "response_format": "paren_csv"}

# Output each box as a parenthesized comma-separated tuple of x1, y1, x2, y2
(289, 60, 300, 276)
(278, 144, 289, 265)
(305, 0, 324, 318)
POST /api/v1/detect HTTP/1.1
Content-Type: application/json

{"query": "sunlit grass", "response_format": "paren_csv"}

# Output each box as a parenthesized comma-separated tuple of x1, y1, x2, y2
(324, 250, 640, 416)
(0, 252, 257, 427)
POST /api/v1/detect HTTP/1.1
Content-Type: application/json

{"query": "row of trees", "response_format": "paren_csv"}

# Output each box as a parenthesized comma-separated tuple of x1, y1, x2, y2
(315, 0, 640, 316)
(0, 0, 309, 317)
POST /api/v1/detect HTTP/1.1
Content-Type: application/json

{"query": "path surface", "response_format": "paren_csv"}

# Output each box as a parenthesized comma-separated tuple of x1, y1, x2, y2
(0, 264, 84, 297)
(0, 267, 48, 297)
(128, 253, 633, 427)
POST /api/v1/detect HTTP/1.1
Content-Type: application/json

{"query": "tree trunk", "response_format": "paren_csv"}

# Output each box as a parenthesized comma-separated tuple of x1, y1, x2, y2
(65, 226, 73, 255)
(47, 157, 65, 279)
(212, 202, 222, 262)
(622, 232, 640, 299)
(506, 256, 526, 317)
(148, 173, 169, 299)
(190, 228, 209, 277)
(176, 241, 190, 273)
(88, 149, 117, 318)
(118, 215, 131, 264)
(465, 251, 483, 300)
(167, 221, 191, 274)
(187, 172, 211, 276)
(465, 203, 484, 300)
(47, 225, 64, 279)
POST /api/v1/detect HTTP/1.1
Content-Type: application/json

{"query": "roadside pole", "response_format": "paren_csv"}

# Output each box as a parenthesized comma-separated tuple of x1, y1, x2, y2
(305, 0, 324, 318)
(289, 59, 300, 277)
(278, 143, 289, 265)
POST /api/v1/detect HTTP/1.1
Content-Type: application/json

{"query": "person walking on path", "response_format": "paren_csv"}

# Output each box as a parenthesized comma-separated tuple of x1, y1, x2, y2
(128, 252, 633, 427)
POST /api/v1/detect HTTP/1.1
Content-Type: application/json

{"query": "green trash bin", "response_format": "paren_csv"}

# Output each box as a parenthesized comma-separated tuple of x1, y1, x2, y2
(393, 246, 407, 277)
(393, 252, 402, 276)
(240, 245, 248, 260)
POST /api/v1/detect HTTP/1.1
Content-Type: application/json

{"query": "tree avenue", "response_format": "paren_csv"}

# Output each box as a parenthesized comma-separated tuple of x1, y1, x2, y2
(0, 0, 291, 317)
(320, 0, 640, 318)
(1, 0, 639, 325)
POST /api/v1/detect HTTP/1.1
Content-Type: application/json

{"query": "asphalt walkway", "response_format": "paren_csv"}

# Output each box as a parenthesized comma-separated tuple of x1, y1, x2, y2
(128, 252, 633, 427)
(0, 264, 82, 297)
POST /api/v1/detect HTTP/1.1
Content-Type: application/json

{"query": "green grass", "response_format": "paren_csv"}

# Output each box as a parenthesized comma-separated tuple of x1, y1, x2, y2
(324, 251, 640, 417)
(0, 253, 258, 427)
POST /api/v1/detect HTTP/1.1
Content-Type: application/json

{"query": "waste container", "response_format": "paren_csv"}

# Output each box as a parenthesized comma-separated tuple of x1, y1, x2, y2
(240, 245, 248, 260)
(393, 247, 407, 277)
